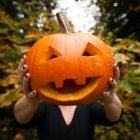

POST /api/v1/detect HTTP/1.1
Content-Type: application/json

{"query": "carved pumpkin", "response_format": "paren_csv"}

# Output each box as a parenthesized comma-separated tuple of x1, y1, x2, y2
(25, 13, 114, 105)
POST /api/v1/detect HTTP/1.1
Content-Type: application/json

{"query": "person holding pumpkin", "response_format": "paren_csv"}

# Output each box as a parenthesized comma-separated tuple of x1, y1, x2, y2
(14, 13, 122, 140)
(13, 54, 122, 140)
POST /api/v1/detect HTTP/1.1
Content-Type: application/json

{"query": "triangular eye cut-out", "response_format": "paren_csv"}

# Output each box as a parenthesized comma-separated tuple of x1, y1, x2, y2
(48, 46, 62, 60)
(83, 42, 102, 56)
(49, 46, 61, 56)
(50, 54, 57, 59)
(83, 51, 91, 56)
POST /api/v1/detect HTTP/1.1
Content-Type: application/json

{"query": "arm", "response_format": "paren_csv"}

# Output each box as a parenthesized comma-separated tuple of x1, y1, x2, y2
(103, 63, 122, 122)
(14, 55, 40, 124)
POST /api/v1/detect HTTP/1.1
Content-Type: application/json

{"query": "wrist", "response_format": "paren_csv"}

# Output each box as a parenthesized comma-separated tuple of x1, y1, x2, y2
(24, 95, 40, 105)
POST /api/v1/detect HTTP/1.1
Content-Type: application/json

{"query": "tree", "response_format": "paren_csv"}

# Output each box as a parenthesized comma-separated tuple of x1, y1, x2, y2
(92, 0, 140, 40)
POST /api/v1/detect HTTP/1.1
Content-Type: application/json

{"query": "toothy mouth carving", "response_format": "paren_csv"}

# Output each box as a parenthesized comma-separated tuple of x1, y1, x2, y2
(50, 78, 91, 93)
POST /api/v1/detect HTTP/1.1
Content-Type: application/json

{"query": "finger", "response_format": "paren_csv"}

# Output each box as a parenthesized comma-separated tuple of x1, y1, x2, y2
(28, 90, 38, 98)
(22, 73, 31, 93)
(108, 78, 117, 93)
(113, 56, 117, 64)
(103, 91, 110, 96)
(102, 78, 116, 97)
(18, 55, 26, 74)
(103, 91, 115, 103)
(19, 64, 28, 85)
(113, 64, 120, 81)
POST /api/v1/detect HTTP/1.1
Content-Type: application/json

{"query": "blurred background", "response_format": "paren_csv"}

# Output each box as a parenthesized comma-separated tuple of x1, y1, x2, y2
(0, 0, 140, 140)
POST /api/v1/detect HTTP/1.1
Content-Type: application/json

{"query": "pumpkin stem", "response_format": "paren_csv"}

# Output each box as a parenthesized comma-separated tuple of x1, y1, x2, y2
(56, 12, 72, 33)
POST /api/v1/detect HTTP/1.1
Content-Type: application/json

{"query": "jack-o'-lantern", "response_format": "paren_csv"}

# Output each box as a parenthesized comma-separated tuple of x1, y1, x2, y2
(25, 13, 114, 105)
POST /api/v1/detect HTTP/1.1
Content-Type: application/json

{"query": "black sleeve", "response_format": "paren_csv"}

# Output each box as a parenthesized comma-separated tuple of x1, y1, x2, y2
(89, 101, 122, 126)
(13, 101, 47, 129)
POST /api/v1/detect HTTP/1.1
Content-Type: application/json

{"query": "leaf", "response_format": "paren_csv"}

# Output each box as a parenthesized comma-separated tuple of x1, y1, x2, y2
(0, 74, 18, 87)
(0, 89, 23, 108)
(2, 36, 36, 45)
(115, 53, 130, 64)
(122, 99, 135, 111)
(0, 28, 9, 35)
(25, 31, 46, 39)
(13, 44, 30, 54)
(134, 94, 140, 103)
(118, 79, 133, 94)
(0, 45, 11, 51)
(109, 130, 118, 139)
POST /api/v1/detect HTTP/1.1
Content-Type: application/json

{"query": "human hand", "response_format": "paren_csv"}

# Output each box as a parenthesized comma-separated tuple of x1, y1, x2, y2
(103, 60, 120, 103)
(18, 55, 40, 101)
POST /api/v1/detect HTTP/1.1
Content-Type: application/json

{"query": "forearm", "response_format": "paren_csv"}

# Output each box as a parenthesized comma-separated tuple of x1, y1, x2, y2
(14, 95, 40, 124)
(103, 93, 122, 122)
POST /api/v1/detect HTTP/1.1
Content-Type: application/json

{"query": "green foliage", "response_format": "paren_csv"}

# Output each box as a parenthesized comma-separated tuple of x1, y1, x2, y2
(0, 0, 58, 139)
(94, 38, 140, 140)
(0, 0, 58, 105)
(93, 0, 140, 40)
(92, 0, 140, 138)
(93, 8, 140, 139)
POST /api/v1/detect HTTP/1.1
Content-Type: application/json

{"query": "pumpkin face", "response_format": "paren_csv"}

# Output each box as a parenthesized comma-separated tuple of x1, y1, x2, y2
(25, 33, 114, 105)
